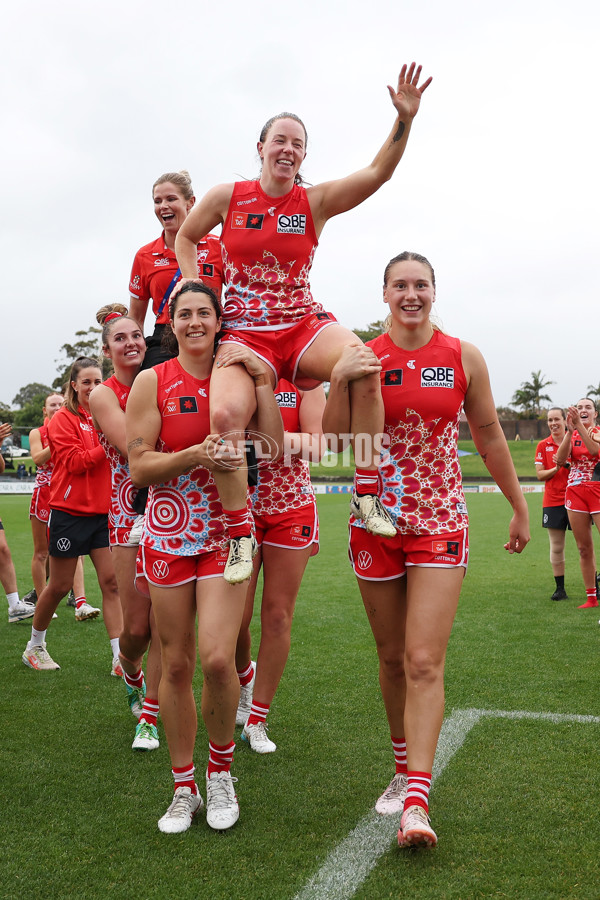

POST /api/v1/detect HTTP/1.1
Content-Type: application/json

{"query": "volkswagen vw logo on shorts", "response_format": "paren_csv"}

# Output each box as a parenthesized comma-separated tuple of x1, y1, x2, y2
(57, 537, 71, 552)
(153, 560, 169, 580)
(357, 551, 373, 570)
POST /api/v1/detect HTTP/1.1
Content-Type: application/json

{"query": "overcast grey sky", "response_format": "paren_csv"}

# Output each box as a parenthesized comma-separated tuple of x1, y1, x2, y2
(2, 0, 598, 411)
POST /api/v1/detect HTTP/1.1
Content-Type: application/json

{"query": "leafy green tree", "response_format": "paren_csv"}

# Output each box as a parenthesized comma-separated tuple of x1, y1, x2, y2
(511, 370, 554, 418)
(10, 382, 54, 429)
(586, 382, 600, 402)
(353, 320, 387, 343)
(12, 382, 53, 409)
(53, 327, 112, 391)
(0, 402, 14, 425)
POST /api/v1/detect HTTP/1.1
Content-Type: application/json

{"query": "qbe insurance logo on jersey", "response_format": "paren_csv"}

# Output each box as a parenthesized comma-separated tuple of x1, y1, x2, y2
(277, 213, 306, 234)
(421, 367, 455, 389)
(232, 212, 264, 230)
(276, 391, 297, 409)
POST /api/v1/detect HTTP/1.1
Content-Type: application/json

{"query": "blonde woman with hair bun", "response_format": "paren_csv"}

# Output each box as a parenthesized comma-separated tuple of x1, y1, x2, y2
(128, 171, 223, 369)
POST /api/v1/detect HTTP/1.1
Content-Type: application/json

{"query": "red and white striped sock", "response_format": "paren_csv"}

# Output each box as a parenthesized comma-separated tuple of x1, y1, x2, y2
(123, 667, 144, 690)
(404, 771, 432, 814)
(246, 700, 269, 727)
(354, 468, 380, 497)
(74, 596, 87, 610)
(172, 763, 197, 795)
(207, 740, 235, 776)
(140, 697, 159, 727)
(237, 661, 255, 686)
(391, 735, 408, 775)
(224, 507, 252, 539)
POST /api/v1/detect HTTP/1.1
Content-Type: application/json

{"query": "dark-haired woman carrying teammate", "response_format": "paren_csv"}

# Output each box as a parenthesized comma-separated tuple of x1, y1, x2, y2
(127, 282, 282, 834)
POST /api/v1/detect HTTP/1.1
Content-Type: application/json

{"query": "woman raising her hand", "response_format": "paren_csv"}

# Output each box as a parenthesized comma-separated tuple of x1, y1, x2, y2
(175, 63, 431, 584)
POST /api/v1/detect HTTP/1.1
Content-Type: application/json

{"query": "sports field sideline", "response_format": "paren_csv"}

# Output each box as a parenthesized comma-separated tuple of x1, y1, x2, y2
(2, 492, 599, 900)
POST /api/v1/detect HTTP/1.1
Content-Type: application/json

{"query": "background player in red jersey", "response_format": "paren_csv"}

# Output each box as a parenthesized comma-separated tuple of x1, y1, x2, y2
(28, 393, 87, 609)
(21, 358, 123, 672)
(128, 170, 222, 369)
(555, 398, 600, 609)
(234, 379, 326, 753)
(126, 282, 283, 834)
(325, 251, 529, 849)
(175, 64, 432, 583)
(0, 422, 34, 623)
(90, 303, 163, 752)
(535, 408, 572, 601)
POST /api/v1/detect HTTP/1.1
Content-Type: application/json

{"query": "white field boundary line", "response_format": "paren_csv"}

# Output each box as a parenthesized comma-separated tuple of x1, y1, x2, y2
(293, 707, 600, 900)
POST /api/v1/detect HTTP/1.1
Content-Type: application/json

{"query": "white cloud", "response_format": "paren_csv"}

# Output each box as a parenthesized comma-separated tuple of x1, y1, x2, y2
(2, 0, 598, 410)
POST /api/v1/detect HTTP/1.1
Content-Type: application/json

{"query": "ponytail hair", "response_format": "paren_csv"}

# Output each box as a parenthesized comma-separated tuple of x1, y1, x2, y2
(64, 357, 102, 419)
(152, 170, 194, 201)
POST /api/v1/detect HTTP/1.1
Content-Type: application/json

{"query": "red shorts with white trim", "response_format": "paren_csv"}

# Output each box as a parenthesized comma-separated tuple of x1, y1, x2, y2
(109, 518, 138, 548)
(30, 484, 51, 523)
(220, 311, 337, 390)
(565, 482, 600, 515)
(135, 544, 229, 597)
(254, 501, 319, 555)
(349, 525, 469, 581)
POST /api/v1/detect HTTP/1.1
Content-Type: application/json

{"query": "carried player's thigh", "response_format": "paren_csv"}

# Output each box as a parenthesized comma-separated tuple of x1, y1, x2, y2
(297, 323, 365, 382)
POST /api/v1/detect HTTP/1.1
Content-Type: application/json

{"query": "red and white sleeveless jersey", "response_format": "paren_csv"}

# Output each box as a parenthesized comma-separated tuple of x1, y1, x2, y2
(535, 436, 568, 506)
(32, 424, 53, 489)
(357, 330, 469, 536)
(142, 358, 227, 556)
(251, 379, 314, 516)
(567, 428, 600, 485)
(220, 181, 323, 330)
(97, 376, 139, 529)
(129, 233, 223, 325)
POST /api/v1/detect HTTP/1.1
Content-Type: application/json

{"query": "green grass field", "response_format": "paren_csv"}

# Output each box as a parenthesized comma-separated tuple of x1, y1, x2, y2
(3, 439, 543, 484)
(1, 492, 599, 900)
(310, 440, 541, 482)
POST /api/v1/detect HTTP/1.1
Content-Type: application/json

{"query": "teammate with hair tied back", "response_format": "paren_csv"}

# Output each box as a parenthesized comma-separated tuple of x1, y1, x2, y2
(555, 397, 600, 609)
(535, 407, 571, 601)
(21, 358, 123, 673)
(90, 304, 163, 752)
(326, 251, 529, 848)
